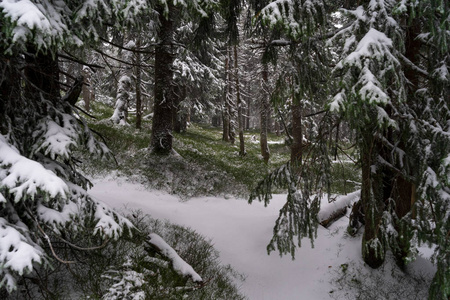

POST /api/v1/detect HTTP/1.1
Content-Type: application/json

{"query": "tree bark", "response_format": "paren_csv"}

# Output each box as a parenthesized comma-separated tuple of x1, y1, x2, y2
(228, 48, 236, 144)
(24, 51, 60, 104)
(173, 84, 187, 133)
(151, 5, 176, 154)
(234, 45, 245, 156)
(290, 101, 302, 165)
(82, 66, 93, 111)
(360, 136, 386, 269)
(260, 62, 270, 163)
(0, 54, 21, 135)
(135, 37, 142, 129)
(222, 52, 230, 142)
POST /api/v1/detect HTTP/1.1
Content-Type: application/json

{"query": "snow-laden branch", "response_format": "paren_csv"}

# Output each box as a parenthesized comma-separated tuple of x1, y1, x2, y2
(0, 135, 68, 202)
(147, 233, 203, 283)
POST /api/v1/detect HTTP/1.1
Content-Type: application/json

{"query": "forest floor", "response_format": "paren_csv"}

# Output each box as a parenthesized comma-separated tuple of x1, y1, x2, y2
(88, 176, 435, 300)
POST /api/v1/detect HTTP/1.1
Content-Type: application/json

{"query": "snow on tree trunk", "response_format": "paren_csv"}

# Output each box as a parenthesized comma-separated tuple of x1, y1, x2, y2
(260, 62, 270, 163)
(111, 41, 134, 125)
(151, 4, 176, 155)
(227, 48, 236, 144)
(134, 37, 143, 129)
(111, 75, 132, 125)
(82, 66, 94, 112)
(318, 190, 360, 228)
(234, 45, 246, 156)
(222, 51, 230, 142)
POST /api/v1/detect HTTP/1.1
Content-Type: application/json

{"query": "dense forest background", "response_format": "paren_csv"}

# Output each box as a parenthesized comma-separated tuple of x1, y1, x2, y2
(0, 0, 449, 299)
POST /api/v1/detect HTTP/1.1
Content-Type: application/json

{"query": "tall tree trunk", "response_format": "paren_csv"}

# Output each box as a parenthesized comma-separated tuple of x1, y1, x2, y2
(111, 41, 133, 125)
(82, 66, 93, 112)
(234, 45, 245, 156)
(290, 101, 302, 165)
(0, 54, 21, 135)
(151, 5, 175, 154)
(222, 51, 230, 142)
(260, 62, 270, 163)
(228, 48, 236, 144)
(246, 100, 250, 130)
(135, 37, 142, 129)
(387, 16, 422, 268)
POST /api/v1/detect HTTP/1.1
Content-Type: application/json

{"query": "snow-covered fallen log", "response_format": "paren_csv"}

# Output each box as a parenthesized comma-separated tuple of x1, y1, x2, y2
(146, 233, 203, 283)
(318, 190, 361, 228)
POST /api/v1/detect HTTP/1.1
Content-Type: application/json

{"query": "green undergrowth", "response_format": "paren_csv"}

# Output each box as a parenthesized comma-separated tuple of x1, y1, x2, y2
(4, 210, 246, 299)
(80, 102, 359, 198)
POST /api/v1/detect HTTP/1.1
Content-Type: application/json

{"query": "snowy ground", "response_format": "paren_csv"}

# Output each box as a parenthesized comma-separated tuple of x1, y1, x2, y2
(89, 178, 436, 300)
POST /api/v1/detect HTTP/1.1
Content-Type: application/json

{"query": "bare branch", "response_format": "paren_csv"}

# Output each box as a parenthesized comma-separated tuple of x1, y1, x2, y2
(59, 52, 104, 72)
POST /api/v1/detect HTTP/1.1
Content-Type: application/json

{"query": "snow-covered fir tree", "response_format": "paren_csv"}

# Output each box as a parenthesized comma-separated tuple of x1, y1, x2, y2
(0, 0, 150, 292)
(0, 1, 202, 296)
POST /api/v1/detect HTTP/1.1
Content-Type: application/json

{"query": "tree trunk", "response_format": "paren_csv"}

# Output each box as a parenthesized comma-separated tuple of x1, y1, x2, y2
(151, 5, 176, 154)
(0, 54, 21, 134)
(360, 138, 386, 269)
(82, 66, 93, 112)
(111, 41, 133, 125)
(290, 101, 302, 165)
(135, 37, 142, 129)
(24, 51, 60, 104)
(173, 84, 187, 133)
(246, 100, 250, 130)
(260, 62, 270, 163)
(222, 52, 230, 142)
(234, 45, 245, 156)
(386, 17, 421, 268)
(228, 48, 236, 144)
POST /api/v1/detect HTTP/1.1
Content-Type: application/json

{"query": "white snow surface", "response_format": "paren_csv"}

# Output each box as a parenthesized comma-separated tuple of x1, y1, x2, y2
(89, 178, 435, 300)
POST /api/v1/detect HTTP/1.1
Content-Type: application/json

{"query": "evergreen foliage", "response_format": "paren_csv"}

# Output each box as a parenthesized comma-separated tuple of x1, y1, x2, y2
(249, 1, 449, 298)
(0, 0, 148, 292)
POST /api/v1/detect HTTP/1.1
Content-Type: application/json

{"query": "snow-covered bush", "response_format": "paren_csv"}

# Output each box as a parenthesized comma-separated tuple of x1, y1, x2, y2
(105, 212, 246, 300)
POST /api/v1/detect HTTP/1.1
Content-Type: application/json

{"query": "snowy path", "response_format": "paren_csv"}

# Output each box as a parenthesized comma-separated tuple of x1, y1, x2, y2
(89, 178, 365, 299)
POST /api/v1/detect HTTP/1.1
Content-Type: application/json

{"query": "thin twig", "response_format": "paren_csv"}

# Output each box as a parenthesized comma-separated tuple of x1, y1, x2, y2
(99, 37, 156, 54)
(74, 105, 97, 119)
(94, 48, 154, 68)
(25, 208, 76, 264)
(59, 52, 104, 72)
(49, 227, 110, 251)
